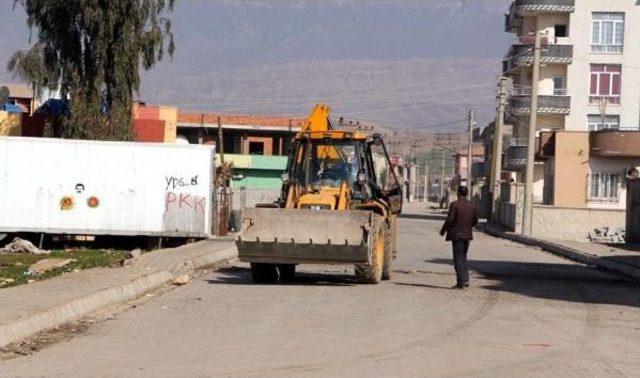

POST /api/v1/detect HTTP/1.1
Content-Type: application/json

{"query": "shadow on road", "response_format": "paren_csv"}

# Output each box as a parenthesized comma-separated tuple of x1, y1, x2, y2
(393, 282, 453, 290)
(399, 213, 447, 221)
(427, 258, 640, 309)
(205, 266, 357, 287)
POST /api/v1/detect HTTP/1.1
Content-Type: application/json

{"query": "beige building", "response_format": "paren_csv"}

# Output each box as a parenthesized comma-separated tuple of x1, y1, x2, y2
(503, 0, 640, 210)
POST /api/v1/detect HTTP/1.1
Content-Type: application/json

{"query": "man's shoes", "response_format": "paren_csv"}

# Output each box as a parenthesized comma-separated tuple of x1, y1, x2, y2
(464, 282, 470, 288)
(452, 283, 465, 289)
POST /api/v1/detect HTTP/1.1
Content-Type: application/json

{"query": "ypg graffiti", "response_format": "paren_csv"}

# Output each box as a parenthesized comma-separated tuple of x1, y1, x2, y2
(165, 175, 199, 191)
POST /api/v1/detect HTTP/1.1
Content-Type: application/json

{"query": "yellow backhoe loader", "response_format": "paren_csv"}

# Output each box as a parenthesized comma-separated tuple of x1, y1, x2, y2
(236, 104, 403, 284)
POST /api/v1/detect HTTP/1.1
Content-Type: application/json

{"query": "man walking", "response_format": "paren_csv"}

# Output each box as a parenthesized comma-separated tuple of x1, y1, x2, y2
(439, 186, 478, 289)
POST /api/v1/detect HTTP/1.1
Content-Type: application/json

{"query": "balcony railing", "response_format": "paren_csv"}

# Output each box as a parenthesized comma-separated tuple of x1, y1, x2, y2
(506, 0, 574, 32)
(511, 85, 568, 96)
(504, 44, 573, 72)
(513, 0, 575, 13)
(504, 144, 528, 171)
(510, 95, 571, 116)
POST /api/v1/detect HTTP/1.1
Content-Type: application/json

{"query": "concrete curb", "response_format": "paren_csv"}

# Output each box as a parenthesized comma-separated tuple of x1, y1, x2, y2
(0, 246, 237, 348)
(482, 224, 640, 282)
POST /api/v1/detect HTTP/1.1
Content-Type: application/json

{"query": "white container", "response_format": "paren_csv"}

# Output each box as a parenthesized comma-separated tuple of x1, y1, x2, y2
(0, 137, 215, 237)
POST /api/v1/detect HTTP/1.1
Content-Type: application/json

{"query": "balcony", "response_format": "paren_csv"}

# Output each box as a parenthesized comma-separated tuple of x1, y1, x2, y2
(590, 130, 640, 158)
(505, 0, 575, 32)
(509, 95, 571, 116)
(503, 138, 528, 171)
(503, 44, 573, 74)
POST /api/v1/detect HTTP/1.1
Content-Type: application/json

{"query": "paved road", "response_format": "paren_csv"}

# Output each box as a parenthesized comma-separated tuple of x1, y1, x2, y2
(4, 206, 640, 377)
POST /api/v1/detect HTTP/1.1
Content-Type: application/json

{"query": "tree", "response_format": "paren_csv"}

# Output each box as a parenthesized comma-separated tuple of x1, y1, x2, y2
(8, 0, 176, 140)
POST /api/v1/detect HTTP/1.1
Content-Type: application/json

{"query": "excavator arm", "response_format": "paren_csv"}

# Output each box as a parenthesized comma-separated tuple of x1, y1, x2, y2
(301, 104, 332, 134)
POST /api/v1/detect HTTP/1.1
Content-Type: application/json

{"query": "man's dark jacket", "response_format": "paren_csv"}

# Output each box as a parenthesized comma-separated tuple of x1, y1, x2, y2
(440, 199, 478, 241)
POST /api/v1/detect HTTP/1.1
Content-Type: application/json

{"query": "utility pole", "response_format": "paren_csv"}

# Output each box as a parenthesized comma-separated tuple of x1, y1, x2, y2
(217, 116, 225, 164)
(423, 164, 428, 202)
(522, 27, 542, 236)
(440, 149, 446, 201)
(491, 76, 508, 219)
(466, 108, 474, 199)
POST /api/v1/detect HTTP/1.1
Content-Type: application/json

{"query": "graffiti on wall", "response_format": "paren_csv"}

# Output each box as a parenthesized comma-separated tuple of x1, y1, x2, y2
(59, 183, 100, 211)
(162, 173, 207, 232)
(165, 175, 199, 191)
(164, 192, 206, 214)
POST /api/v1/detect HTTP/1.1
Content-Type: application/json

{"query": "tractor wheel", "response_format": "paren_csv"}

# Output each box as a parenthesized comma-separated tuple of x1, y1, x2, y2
(355, 226, 384, 284)
(250, 263, 278, 284)
(382, 222, 393, 281)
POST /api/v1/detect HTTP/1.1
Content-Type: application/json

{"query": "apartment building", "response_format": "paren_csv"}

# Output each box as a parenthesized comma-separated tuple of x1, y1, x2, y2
(503, 0, 640, 210)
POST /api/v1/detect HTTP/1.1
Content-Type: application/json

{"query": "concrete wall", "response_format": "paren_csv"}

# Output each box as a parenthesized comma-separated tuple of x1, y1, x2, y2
(532, 205, 625, 241)
(232, 188, 281, 209)
(553, 131, 589, 207)
(495, 183, 524, 233)
(158, 107, 177, 143)
(533, 163, 545, 204)
(539, 65, 568, 96)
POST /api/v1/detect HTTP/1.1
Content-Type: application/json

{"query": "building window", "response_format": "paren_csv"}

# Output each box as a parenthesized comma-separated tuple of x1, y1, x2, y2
(248, 141, 264, 155)
(589, 172, 620, 201)
(592, 12, 624, 53)
(588, 115, 620, 131)
(552, 76, 566, 95)
(554, 24, 568, 38)
(590, 64, 621, 105)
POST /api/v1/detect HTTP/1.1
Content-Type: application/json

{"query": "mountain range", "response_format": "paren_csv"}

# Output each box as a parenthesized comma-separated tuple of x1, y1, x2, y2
(0, 0, 513, 131)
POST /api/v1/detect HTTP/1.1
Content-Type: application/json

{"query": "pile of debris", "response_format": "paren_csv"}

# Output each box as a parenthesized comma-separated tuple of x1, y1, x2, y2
(0, 238, 50, 255)
(588, 227, 626, 244)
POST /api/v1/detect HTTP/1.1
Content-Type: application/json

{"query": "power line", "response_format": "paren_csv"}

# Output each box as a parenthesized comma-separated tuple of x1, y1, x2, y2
(400, 118, 468, 130)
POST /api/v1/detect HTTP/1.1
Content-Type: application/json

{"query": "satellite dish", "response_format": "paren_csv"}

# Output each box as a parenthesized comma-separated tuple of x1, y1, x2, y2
(0, 86, 9, 107)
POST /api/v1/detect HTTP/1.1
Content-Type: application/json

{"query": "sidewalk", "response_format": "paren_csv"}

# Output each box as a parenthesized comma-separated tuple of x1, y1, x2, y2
(0, 239, 237, 348)
(483, 222, 640, 282)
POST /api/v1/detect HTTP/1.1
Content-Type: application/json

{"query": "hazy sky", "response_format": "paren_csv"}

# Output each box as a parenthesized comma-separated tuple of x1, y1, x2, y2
(0, 0, 512, 129)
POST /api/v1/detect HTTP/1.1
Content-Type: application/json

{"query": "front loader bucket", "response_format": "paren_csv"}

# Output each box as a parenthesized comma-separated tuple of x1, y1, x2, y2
(236, 208, 377, 265)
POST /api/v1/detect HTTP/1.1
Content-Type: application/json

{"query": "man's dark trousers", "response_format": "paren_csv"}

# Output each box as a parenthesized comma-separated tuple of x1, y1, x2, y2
(452, 239, 470, 286)
(440, 197, 477, 287)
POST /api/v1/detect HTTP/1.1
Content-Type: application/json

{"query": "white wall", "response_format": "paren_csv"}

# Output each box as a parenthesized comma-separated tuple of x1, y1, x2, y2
(533, 163, 545, 203)
(0, 137, 215, 237)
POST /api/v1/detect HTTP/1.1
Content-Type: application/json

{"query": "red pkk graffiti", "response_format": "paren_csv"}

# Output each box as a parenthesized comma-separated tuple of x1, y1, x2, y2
(165, 192, 206, 214)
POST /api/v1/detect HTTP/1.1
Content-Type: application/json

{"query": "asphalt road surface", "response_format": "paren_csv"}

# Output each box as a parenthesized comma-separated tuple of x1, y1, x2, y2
(3, 206, 640, 377)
